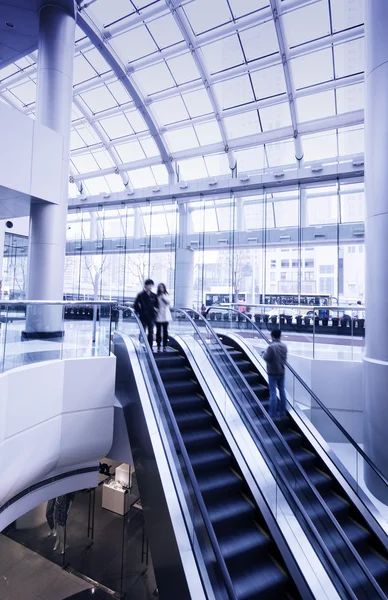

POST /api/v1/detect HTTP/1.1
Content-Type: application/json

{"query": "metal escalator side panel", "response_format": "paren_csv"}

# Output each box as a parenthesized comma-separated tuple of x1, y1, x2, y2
(113, 333, 210, 600)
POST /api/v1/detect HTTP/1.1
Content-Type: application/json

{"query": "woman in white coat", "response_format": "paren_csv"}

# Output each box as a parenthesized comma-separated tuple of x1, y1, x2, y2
(156, 283, 172, 352)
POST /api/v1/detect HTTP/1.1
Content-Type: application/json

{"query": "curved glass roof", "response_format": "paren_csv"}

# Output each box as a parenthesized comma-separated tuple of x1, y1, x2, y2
(0, 0, 364, 197)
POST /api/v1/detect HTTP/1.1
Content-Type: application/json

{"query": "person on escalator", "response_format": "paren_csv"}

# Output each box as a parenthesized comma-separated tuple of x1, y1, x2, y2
(262, 329, 288, 418)
(134, 279, 158, 350)
(156, 283, 172, 352)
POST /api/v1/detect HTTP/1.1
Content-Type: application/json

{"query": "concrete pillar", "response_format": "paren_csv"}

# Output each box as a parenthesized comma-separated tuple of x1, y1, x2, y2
(364, 0, 388, 501)
(175, 204, 194, 307)
(24, 1, 76, 338)
(0, 221, 5, 296)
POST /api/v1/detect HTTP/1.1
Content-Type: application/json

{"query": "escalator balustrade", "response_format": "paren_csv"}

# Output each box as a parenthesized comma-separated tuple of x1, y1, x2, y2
(154, 346, 301, 600)
(220, 336, 388, 599)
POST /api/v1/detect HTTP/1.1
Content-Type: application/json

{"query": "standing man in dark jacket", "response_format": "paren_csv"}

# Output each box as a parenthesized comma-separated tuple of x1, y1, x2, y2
(134, 279, 158, 350)
(262, 329, 288, 418)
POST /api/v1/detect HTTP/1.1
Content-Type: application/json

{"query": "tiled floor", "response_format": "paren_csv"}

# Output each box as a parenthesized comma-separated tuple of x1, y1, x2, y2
(0, 534, 94, 600)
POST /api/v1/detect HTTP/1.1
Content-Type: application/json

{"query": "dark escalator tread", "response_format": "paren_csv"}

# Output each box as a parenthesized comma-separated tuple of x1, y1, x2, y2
(234, 359, 254, 373)
(321, 518, 370, 557)
(181, 427, 221, 449)
(190, 447, 231, 472)
(226, 349, 245, 359)
(244, 372, 262, 385)
(250, 383, 269, 399)
(154, 353, 187, 368)
(169, 394, 205, 411)
(196, 469, 242, 499)
(218, 525, 270, 563)
(296, 468, 332, 492)
(159, 366, 192, 381)
(280, 447, 316, 469)
(163, 379, 200, 396)
(175, 409, 213, 429)
(231, 558, 289, 600)
(207, 495, 255, 526)
(307, 491, 349, 520)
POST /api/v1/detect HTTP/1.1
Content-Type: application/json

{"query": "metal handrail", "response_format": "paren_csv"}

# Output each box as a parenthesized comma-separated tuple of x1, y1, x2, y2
(0, 300, 116, 306)
(218, 303, 365, 312)
(118, 305, 237, 600)
(178, 307, 386, 599)
(207, 306, 388, 493)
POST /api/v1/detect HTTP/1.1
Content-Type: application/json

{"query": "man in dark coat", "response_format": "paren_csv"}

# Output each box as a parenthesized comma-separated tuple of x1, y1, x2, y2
(134, 279, 158, 349)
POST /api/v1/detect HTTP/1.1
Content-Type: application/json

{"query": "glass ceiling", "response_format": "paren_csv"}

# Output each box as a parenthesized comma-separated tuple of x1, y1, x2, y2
(0, 0, 364, 197)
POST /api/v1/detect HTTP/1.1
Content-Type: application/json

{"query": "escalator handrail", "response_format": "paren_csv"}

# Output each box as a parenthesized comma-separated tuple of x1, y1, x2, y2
(118, 305, 238, 600)
(176, 307, 386, 599)
(206, 305, 388, 493)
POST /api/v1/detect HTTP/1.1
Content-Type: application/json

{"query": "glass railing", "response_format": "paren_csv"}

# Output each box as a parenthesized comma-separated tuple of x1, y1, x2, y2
(117, 307, 237, 600)
(173, 308, 386, 599)
(206, 303, 365, 362)
(206, 306, 388, 534)
(0, 301, 115, 374)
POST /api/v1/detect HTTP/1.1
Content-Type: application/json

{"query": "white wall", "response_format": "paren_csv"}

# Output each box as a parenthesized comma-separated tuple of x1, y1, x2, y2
(0, 355, 116, 529)
(0, 103, 63, 220)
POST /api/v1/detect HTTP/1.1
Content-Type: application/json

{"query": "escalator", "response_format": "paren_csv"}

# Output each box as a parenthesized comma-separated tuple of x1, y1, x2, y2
(217, 332, 388, 598)
(154, 345, 303, 600)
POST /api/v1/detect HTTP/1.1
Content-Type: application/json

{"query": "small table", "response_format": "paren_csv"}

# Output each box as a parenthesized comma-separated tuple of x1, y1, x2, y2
(102, 480, 131, 515)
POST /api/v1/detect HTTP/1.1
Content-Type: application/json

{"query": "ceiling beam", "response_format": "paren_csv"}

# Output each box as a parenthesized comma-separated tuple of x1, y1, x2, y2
(70, 110, 364, 182)
(76, 10, 174, 178)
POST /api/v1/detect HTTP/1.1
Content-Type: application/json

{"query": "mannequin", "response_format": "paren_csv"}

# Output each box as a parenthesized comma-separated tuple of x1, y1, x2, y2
(45, 498, 57, 538)
(53, 493, 74, 554)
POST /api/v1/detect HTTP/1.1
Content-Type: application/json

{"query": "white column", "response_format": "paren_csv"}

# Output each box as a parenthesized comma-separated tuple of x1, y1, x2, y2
(24, 1, 76, 338)
(364, 0, 388, 500)
(236, 198, 245, 231)
(174, 204, 194, 307)
(134, 207, 145, 238)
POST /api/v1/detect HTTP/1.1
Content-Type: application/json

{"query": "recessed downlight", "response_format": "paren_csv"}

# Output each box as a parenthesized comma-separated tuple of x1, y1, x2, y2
(5, 21, 15, 29)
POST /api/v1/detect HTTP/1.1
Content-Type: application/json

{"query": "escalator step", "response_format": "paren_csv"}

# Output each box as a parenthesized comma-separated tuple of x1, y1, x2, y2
(163, 379, 199, 396)
(159, 366, 192, 381)
(190, 448, 231, 472)
(297, 468, 332, 492)
(363, 550, 388, 586)
(181, 428, 221, 450)
(340, 549, 388, 596)
(250, 383, 269, 399)
(234, 360, 253, 373)
(307, 491, 349, 520)
(169, 394, 205, 411)
(232, 558, 289, 600)
(175, 410, 213, 430)
(244, 372, 262, 385)
(226, 349, 245, 359)
(321, 518, 370, 558)
(218, 525, 270, 565)
(207, 496, 255, 527)
(154, 353, 187, 368)
(280, 447, 316, 469)
(197, 469, 242, 501)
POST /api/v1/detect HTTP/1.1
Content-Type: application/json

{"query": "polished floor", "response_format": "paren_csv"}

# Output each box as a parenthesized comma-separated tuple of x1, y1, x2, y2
(0, 533, 94, 600)
(5, 485, 157, 600)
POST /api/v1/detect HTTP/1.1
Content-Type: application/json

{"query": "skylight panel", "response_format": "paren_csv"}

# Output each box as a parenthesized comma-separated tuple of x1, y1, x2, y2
(151, 96, 190, 125)
(84, 176, 111, 196)
(259, 102, 292, 130)
(181, 89, 213, 118)
(133, 62, 176, 95)
(147, 13, 184, 48)
(265, 139, 296, 167)
(334, 38, 364, 78)
(213, 75, 254, 110)
(110, 26, 158, 64)
(101, 114, 133, 139)
(72, 103, 84, 122)
(290, 49, 333, 89)
(296, 90, 336, 122)
(330, 0, 364, 32)
(0, 63, 19, 81)
(70, 129, 86, 151)
(71, 154, 99, 174)
(107, 81, 132, 105)
(126, 110, 148, 133)
(73, 54, 98, 86)
(228, 0, 269, 19)
(84, 48, 111, 75)
(302, 130, 338, 161)
(92, 150, 115, 170)
(140, 137, 160, 158)
(194, 122, 223, 145)
(76, 125, 101, 146)
(200, 35, 245, 74)
(338, 125, 364, 156)
(224, 111, 261, 139)
(165, 127, 199, 152)
(87, 0, 134, 27)
(336, 83, 364, 113)
(105, 173, 125, 192)
(204, 153, 230, 177)
(9, 80, 36, 105)
(178, 157, 208, 180)
(115, 140, 146, 163)
(282, 0, 331, 48)
(250, 64, 287, 99)
(1, 90, 24, 109)
(183, 0, 232, 35)
(81, 85, 117, 113)
(129, 167, 157, 189)
(151, 165, 169, 186)
(167, 53, 201, 85)
(234, 147, 265, 172)
(239, 20, 279, 62)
